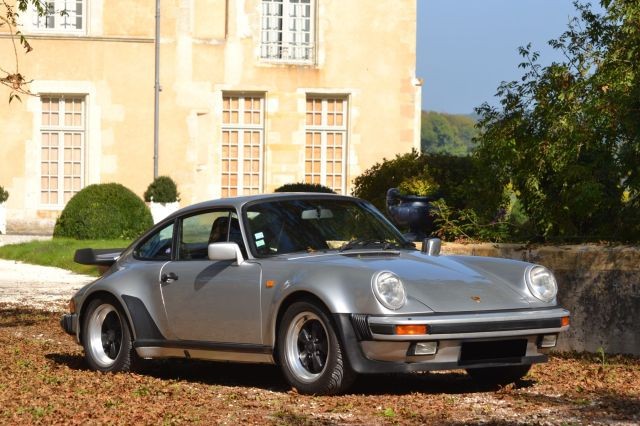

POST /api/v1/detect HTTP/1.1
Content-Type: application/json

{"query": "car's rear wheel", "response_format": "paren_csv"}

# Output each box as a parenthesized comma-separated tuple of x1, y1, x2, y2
(466, 365, 532, 385)
(277, 301, 355, 395)
(82, 297, 134, 372)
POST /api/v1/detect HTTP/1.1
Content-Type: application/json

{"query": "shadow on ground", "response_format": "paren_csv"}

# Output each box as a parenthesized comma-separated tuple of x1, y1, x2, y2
(46, 351, 534, 395)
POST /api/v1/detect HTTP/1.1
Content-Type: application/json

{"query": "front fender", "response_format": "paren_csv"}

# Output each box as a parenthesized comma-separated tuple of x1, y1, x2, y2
(260, 262, 430, 347)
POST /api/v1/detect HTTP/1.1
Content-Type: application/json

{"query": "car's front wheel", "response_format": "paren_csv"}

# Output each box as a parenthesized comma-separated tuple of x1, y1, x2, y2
(82, 297, 135, 372)
(466, 365, 532, 386)
(277, 301, 355, 395)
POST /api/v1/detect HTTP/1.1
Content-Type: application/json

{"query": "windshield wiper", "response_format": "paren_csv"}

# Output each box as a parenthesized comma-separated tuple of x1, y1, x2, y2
(339, 238, 397, 252)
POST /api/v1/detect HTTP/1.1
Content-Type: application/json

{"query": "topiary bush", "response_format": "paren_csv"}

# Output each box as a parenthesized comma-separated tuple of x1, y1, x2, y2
(0, 185, 8, 203)
(274, 182, 336, 194)
(54, 183, 153, 240)
(143, 176, 179, 203)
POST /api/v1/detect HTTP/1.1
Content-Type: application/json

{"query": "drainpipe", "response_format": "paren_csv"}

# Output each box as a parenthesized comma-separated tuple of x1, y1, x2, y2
(153, 0, 161, 179)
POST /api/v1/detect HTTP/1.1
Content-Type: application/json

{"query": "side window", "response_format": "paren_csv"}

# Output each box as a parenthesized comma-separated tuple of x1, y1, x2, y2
(134, 222, 175, 261)
(179, 210, 234, 260)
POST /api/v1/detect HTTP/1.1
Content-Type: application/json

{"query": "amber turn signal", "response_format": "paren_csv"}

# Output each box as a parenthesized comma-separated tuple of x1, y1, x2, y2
(395, 324, 428, 335)
(561, 316, 570, 327)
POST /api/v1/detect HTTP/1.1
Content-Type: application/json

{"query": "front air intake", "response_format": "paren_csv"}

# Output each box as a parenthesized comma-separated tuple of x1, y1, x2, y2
(350, 314, 372, 340)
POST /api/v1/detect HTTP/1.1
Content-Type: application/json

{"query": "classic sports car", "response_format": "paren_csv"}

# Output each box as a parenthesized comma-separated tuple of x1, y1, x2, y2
(61, 193, 569, 395)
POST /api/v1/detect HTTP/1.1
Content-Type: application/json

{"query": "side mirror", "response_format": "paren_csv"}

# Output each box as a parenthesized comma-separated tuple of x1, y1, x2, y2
(208, 242, 245, 264)
(421, 238, 441, 256)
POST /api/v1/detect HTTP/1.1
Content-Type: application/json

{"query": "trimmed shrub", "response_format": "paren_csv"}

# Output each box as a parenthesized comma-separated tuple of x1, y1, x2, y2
(352, 150, 508, 240)
(54, 183, 153, 240)
(352, 151, 428, 212)
(274, 182, 336, 194)
(0, 186, 8, 203)
(143, 176, 179, 203)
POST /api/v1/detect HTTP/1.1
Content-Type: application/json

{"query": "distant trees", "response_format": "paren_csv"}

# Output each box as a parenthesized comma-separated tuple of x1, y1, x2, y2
(420, 111, 478, 156)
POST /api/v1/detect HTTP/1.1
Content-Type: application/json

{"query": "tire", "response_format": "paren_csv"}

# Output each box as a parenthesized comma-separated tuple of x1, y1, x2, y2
(82, 297, 135, 372)
(277, 301, 355, 395)
(466, 365, 532, 386)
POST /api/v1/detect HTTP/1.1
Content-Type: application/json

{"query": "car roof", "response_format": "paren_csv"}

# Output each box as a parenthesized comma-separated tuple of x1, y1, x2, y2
(171, 192, 362, 217)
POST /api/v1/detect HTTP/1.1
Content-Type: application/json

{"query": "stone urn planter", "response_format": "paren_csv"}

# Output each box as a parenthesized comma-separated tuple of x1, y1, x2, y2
(385, 188, 435, 241)
(144, 176, 180, 224)
(148, 201, 180, 224)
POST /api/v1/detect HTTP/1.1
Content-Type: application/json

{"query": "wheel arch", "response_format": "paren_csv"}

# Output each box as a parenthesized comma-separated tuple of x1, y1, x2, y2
(78, 291, 135, 343)
(272, 291, 333, 360)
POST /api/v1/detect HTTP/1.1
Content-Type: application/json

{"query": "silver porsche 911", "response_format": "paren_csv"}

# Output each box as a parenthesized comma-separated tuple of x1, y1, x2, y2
(61, 193, 569, 395)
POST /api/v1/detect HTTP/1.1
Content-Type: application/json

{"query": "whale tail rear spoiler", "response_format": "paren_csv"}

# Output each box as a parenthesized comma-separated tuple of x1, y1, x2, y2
(74, 248, 125, 267)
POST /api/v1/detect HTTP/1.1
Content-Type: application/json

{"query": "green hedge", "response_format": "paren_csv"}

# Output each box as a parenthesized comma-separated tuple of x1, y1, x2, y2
(54, 183, 153, 240)
(352, 151, 509, 241)
(352, 151, 503, 216)
(274, 182, 336, 194)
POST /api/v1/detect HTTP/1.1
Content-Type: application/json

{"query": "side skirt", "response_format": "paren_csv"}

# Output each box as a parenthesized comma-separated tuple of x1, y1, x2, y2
(134, 340, 274, 364)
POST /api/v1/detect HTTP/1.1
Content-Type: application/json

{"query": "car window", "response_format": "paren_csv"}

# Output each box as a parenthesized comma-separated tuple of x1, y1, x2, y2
(245, 199, 408, 257)
(134, 222, 175, 261)
(178, 210, 246, 260)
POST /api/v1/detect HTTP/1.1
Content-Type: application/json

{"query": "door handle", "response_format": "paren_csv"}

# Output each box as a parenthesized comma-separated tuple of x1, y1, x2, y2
(161, 272, 178, 283)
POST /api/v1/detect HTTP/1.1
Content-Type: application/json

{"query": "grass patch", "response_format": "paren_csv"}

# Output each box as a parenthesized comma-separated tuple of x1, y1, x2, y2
(0, 238, 131, 276)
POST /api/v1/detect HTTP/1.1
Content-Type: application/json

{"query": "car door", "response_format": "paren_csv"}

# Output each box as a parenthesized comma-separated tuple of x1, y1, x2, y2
(159, 209, 262, 344)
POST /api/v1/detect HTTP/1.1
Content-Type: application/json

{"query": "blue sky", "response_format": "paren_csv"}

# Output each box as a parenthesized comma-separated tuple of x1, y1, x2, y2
(417, 0, 596, 114)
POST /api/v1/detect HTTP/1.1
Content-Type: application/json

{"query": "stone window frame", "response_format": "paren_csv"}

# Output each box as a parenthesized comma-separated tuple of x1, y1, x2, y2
(260, 0, 316, 64)
(304, 95, 348, 194)
(24, 0, 87, 35)
(221, 93, 265, 198)
(39, 94, 86, 207)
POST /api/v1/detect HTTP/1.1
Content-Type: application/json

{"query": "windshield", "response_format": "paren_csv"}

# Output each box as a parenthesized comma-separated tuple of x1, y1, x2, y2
(244, 198, 411, 257)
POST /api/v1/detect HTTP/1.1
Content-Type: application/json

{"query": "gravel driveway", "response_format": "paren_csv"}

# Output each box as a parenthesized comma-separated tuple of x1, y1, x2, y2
(0, 235, 94, 311)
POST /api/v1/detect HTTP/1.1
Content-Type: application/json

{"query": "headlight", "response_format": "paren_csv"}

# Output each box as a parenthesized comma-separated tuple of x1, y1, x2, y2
(371, 271, 406, 310)
(526, 265, 557, 303)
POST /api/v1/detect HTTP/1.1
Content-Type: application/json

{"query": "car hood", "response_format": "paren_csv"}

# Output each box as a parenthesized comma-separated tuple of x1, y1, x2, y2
(284, 250, 538, 313)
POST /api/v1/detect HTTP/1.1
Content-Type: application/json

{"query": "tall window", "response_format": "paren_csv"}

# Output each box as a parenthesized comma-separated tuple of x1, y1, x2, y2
(40, 96, 85, 206)
(261, 0, 315, 63)
(221, 95, 264, 197)
(305, 97, 347, 194)
(30, 0, 85, 33)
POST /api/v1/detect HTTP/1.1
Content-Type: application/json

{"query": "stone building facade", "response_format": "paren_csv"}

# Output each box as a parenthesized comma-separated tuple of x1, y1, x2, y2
(0, 0, 421, 233)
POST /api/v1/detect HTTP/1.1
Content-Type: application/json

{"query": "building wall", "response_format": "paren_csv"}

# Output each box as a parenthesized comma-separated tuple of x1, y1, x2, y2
(0, 0, 420, 233)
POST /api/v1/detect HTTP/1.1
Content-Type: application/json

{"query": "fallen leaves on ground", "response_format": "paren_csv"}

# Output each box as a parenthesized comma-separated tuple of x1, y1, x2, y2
(0, 305, 638, 425)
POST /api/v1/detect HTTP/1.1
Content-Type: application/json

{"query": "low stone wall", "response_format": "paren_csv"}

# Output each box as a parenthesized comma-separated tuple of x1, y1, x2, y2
(440, 243, 640, 356)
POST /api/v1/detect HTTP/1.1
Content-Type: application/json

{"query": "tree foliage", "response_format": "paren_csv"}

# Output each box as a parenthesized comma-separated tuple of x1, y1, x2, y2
(1, 0, 47, 102)
(475, 0, 640, 241)
(421, 111, 478, 156)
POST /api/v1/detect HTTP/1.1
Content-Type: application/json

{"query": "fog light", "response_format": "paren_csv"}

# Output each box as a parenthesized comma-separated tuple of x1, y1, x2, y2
(414, 341, 438, 355)
(539, 334, 558, 348)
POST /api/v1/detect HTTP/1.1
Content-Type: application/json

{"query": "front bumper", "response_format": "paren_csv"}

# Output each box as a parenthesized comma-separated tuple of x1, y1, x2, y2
(334, 307, 570, 374)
